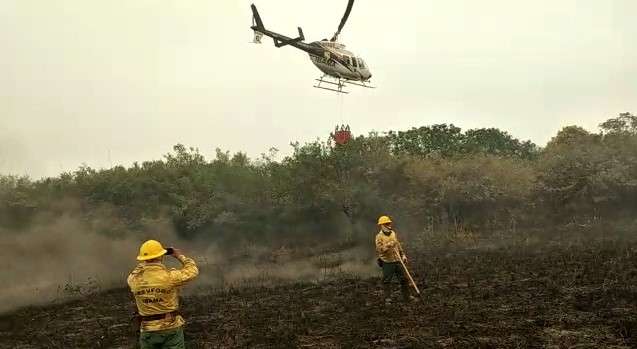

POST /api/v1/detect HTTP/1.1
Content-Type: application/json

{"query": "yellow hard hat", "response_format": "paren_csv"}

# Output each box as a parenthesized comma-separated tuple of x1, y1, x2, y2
(137, 239, 167, 261)
(377, 215, 392, 225)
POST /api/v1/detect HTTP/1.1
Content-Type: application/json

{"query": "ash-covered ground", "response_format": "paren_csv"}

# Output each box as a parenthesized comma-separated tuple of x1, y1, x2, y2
(1, 232, 636, 348)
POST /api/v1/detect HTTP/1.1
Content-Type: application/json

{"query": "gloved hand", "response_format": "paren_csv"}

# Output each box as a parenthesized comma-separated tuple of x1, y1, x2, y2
(169, 248, 184, 258)
(402, 255, 408, 263)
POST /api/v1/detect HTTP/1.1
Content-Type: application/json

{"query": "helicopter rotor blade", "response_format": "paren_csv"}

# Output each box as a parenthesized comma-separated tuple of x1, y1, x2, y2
(331, 0, 354, 41)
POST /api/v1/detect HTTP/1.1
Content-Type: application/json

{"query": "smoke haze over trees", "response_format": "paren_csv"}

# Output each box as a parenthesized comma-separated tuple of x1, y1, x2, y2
(2, 113, 636, 245)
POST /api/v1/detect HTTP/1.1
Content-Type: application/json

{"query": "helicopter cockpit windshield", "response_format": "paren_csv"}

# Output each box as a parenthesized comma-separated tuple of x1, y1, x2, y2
(343, 56, 366, 69)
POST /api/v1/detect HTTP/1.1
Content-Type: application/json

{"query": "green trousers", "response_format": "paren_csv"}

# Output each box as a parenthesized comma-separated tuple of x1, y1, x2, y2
(139, 327, 185, 349)
(381, 261, 410, 300)
(382, 261, 407, 285)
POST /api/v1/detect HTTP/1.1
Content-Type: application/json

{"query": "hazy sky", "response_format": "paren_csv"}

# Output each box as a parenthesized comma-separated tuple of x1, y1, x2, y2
(1, 1, 635, 178)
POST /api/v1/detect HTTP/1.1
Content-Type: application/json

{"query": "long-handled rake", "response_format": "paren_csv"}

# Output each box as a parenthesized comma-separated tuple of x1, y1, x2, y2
(394, 249, 422, 299)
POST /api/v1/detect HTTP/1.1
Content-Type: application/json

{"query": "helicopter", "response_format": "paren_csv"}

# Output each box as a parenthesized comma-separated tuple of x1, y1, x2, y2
(249, 1, 374, 94)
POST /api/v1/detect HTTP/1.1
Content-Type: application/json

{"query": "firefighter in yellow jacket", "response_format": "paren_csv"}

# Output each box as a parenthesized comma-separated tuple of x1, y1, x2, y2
(128, 239, 199, 349)
(375, 215, 413, 303)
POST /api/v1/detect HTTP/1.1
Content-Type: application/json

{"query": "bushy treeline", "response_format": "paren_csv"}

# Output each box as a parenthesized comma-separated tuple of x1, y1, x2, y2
(1, 113, 636, 245)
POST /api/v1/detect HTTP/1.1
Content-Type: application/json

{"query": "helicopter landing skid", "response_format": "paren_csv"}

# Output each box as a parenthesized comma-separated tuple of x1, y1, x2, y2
(313, 76, 376, 93)
(313, 76, 349, 94)
(346, 80, 376, 89)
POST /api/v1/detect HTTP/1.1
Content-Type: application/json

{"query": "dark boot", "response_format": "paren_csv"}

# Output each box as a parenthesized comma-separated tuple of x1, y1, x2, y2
(401, 283, 415, 302)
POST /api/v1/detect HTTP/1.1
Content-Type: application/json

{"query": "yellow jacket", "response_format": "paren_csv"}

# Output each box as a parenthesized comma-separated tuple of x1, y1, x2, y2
(127, 255, 199, 332)
(375, 230, 404, 263)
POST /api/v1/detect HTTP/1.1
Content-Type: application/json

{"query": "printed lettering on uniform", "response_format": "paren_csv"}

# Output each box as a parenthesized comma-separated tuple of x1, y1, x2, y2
(142, 298, 163, 304)
(135, 287, 173, 296)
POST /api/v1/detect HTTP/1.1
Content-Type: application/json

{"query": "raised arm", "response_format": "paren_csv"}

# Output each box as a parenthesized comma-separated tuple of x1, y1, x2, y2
(168, 250, 199, 287)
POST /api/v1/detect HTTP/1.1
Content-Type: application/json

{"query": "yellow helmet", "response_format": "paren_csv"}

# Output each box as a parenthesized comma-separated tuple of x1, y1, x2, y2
(137, 239, 167, 261)
(377, 215, 392, 225)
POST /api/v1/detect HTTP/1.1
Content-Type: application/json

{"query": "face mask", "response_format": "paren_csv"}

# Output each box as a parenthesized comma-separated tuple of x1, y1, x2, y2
(381, 226, 392, 233)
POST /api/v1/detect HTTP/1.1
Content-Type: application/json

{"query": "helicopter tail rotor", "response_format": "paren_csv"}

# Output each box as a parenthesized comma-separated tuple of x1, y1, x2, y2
(250, 4, 265, 44)
(250, 4, 306, 48)
(251, 4, 265, 31)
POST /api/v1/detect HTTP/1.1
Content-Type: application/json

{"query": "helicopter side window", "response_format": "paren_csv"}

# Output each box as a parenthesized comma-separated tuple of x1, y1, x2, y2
(358, 58, 365, 69)
(352, 57, 358, 68)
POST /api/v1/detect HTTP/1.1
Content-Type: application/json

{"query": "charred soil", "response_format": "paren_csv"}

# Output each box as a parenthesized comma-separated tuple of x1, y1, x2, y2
(2, 236, 637, 348)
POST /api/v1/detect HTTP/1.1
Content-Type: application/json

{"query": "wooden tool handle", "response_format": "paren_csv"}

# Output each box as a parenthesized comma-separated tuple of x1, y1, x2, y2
(395, 249, 420, 295)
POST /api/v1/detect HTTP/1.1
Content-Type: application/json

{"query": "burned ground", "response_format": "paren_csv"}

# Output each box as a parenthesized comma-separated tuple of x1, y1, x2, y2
(1, 233, 636, 349)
